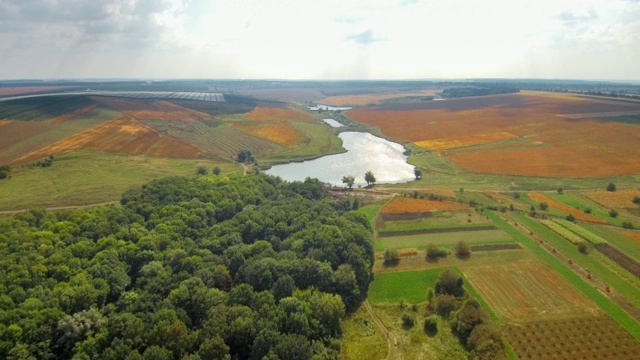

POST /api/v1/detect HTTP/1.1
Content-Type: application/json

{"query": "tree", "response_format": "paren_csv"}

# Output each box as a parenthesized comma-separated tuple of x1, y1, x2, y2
(414, 168, 422, 180)
(383, 249, 400, 266)
(557, 187, 564, 194)
(401, 314, 415, 328)
(0, 164, 10, 179)
(364, 171, 376, 187)
(426, 244, 447, 262)
(539, 202, 548, 211)
(435, 268, 464, 297)
(455, 241, 470, 259)
(213, 166, 222, 176)
(633, 196, 640, 205)
(196, 165, 208, 175)
(578, 242, 589, 254)
(424, 315, 438, 336)
(609, 209, 619, 218)
(566, 214, 575, 222)
(341, 175, 355, 189)
(237, 149, 255, 163)
(607, 182, 617, 192)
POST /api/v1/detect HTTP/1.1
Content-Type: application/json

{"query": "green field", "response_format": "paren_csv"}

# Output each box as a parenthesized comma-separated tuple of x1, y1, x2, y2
(548, 192, 624, 225)
(583, 224, 640, 263)
(368, 268, 444, 304)
(376, 229, 512, 251)
(0, 151, 241, 211)
(357, 204, 382, 228)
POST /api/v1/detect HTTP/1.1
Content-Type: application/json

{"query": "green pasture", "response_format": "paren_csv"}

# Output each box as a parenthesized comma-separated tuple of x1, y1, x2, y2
(582, 224, 640, 263)
(375, 229, 512, 251)
(369, 268, 444, 304)
(357, 204, 381, 229)
(0, 151, 241, 211)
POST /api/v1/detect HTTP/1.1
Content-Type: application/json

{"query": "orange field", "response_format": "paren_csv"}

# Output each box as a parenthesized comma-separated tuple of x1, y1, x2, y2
(14, 117, 202, 164)
(415, 131, 517, 151)
(465, 260, 598, 319)
(347, 92, 640, 177)
(244, 106, 314, 122)
(617, 229, 640, 243)
(320, 90, 439, 106)
(421, 188, 456, 198)
(231, 122, 308, 148)
(528, 193, 607, 223)
(0, 120, 10, 126)
(381, 197, 468, 214)
(583, 189, 640, 209)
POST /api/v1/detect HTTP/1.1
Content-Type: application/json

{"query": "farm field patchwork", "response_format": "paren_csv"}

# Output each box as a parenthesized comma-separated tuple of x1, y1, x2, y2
(375, 229, 513, 251)
(320, 90, 439, 106)
(583, 188, 640, 209)
(347, 91, 640, 177)
(528, 192, 607, 223)
(244, 106, 314, 122)
(231, 121, 309, 147)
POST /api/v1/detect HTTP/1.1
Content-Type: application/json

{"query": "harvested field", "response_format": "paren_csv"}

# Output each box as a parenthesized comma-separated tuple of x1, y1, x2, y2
(505, 315, 640, 360)
(381, 197, 468, 214)
(470, 243, 521, 251)
(244, 106, 314, 122)
(595, 244, 640, 279)
(320, 90, 439, 106)
(583, 189, 640, 209)
(14, 117, 202, 164)
(464, 260, 598, 320)
(528, 192, 607, 223)
(415, 131, 518, 151)
(231, 122, 309, 147)
(347, 92, 640, 177)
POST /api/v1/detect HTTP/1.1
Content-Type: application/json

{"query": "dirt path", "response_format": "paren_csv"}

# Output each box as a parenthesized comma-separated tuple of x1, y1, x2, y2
(364, 300, 399, 360)
(0, 201, 119, 215)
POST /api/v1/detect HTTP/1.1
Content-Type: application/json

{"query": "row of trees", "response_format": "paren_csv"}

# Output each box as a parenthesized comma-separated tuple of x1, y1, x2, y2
(0, 174, 374, 359)
(341, 171, 377, 189)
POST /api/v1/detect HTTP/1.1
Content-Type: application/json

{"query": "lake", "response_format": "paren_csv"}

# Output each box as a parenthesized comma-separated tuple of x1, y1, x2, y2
(265, 132, 415, 186)
(322, 118, 344, 128)
(308, 105, 353, 111)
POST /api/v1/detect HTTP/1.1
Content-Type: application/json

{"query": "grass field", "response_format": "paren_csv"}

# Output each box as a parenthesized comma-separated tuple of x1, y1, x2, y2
(0, 151, 241, 211)
(369, 268, 444, 304)
(380, 211, 492, 231)
(547, 192, 626, 226)
(357, 204, 382, 228)
(381, 197, 469, 213)
(339, 305, 387, 360)
(376, 230, 512, 251)
(528, 192, 608, 223)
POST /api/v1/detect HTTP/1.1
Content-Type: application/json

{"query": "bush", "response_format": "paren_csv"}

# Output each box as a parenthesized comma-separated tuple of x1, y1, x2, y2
(557, 187, 564, 194)
(455, 241, 471, 259)
(468, 323, 504, 360)
(584, 208, 592, 214)
(539, 202, 549, 211)
(424, 315, 438, 336)
(512, 192, 520, 199)
(566, 214, 576, 222)
(609, 209, 619, 218)
(426, 244, 448, 262)
(633, 196, 640, 205)
(453, 299, 486, 342)
(578, 242, 589, 254)
(607, 183, 616, 192)
(401, 314, 415, 328)
(433, 294, 459, 318)
(383, 249, 400, 266)
(196, 165, 208, 175)
(622, 222, 634, 229)
(435, 269, 464, 297)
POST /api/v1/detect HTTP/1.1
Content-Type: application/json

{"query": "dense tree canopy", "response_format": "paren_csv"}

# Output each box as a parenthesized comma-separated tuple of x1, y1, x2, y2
(0, 174, 374, 359)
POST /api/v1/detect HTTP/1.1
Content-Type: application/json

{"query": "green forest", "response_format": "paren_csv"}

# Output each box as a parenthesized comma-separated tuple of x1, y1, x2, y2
(0, 174, 374, 360)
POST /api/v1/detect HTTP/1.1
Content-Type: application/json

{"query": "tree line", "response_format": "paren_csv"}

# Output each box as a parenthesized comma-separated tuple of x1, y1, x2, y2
(0, 174, 374, 359)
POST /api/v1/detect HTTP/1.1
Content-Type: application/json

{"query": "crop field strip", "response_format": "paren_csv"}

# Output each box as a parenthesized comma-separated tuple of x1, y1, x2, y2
(528, 192, 607, 223)
(583, 188, 640, 209)
(375, 229, 512, 251)
(381, 197, 469, 214)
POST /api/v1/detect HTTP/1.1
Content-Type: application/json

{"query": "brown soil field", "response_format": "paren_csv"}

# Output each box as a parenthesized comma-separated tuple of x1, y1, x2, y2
(470, 243, 521, 251)
(595, 244, 640, 278)
(93, 97, 212, 120)
(505, 315, 640, 360)
(465, 260, 599, 320)
(347, 92, 640, 177)
(528, 192, 608, 224)
(421, 188, 456, 198)
(0, 120, 11, 126)
(244, 106, 314, 122)
(0, 122, 54, 164)
(320, 90, 439, 106)
(0, 86, 70, 96)
(14, 117, 202, 164)
(381, 197, 468, 214)
(231, 122, 309, 148)
(51, 105, 97, 124)
(583, 189, 640, 209)
(415, 131, 518, 151)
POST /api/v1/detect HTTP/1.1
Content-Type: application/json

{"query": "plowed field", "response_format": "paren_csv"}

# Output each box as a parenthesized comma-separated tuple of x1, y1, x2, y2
(465, 260, 598, 319)
(528, 193, 607, 223)
(231, 122, 309, 147)
(381, 197, 468, 214)
(93, 97, 212, 120)
(347, 92, 640, 177)
(14, 117, 202, 164)
(583, 189, 640, 209)
(244, 106, 314, 122)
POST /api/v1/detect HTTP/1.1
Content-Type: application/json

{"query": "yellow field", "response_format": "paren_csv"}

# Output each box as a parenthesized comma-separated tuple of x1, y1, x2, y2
(415, 131, 518, 151)
(231, 122, 309, 148)
(321, 90, 439, 106)
(583, 189, 640, 209)
(381, 197, 468, 214)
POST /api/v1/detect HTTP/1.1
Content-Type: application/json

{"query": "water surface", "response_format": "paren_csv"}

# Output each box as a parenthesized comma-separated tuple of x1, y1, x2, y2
(266, 132, 415, 186)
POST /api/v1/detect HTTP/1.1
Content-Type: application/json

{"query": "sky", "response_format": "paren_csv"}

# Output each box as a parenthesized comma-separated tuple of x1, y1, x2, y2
(0, 0, 639, 80)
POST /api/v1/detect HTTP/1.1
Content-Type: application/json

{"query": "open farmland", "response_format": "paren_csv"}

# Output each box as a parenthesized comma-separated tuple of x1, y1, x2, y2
(381, 197, 469, 214)
(465, 260, 599, 319)
(92, 97, 214, 120)
(0, 86, 70, 96)
(347, 91, 640, 177)
(528, 192, 607, 223)
(505, 315, 640, 360)
(244, 106, 315, 122)
(231, 122, 309, 147)
(320, 90, 439, 106)
(584, 189, 640, 209)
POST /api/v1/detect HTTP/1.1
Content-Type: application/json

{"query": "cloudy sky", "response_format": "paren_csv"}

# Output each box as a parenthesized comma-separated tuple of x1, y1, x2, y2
(1, 0, 639, 80)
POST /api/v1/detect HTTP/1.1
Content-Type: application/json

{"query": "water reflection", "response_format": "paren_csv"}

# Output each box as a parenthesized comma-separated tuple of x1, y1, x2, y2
(266, 132, 415, 186)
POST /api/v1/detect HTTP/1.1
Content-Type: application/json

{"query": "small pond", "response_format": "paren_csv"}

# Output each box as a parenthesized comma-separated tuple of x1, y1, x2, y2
(322, 118, 344, 128)
(265, 132, 415, 187)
